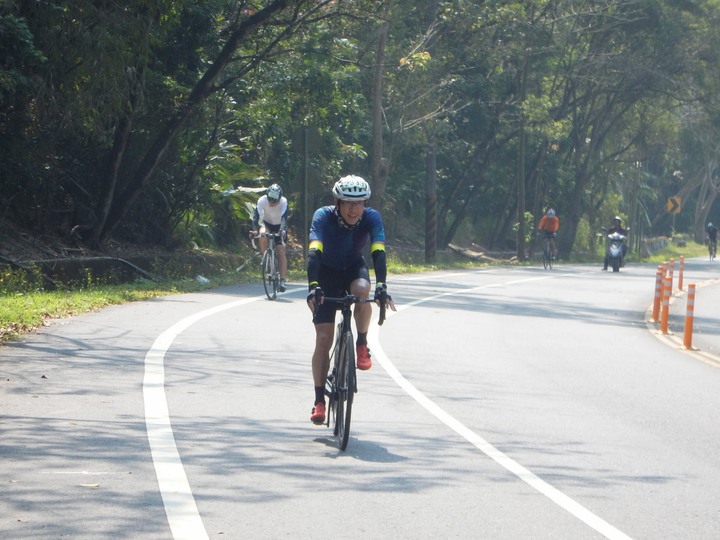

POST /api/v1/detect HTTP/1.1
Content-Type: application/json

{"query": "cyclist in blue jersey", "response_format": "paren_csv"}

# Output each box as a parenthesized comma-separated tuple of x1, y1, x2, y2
(305, 175, 396, 425)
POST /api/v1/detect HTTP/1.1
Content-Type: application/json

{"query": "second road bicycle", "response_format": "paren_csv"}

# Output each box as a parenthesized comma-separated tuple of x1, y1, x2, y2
(252, 232, 283, 300)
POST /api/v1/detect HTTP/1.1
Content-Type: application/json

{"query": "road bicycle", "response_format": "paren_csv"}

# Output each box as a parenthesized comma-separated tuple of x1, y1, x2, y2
(540, 235, 554, 270)
(252, 232, 283, 300)
(319, 292, 386, 451)
(708, 238, 716, 261)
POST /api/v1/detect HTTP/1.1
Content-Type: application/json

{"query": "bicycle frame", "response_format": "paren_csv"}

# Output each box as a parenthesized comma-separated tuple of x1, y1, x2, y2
(320, 294, 385, 450)
(541, 235, 553, 269)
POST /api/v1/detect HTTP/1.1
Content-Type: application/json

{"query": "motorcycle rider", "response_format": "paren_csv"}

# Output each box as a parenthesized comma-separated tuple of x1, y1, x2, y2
(602, 216, 628, 271)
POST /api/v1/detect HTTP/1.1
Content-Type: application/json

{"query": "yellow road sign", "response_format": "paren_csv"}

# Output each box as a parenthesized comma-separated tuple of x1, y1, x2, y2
(666, 196, 681, 214)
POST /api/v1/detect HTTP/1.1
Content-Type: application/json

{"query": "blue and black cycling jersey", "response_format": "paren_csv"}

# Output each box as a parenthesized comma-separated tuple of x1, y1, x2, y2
(308, 206, 385, 271)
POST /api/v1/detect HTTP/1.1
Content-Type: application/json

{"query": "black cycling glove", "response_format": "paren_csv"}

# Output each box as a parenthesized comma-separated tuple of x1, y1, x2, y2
(307, 287, 324, 304)
(374, 283, 389, 302)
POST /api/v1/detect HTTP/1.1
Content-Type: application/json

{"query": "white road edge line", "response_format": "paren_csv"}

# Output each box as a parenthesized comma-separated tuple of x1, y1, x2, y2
(143, 295, 264, 540)
(143, 274, 627, 539)
(368, 274, 633, 540)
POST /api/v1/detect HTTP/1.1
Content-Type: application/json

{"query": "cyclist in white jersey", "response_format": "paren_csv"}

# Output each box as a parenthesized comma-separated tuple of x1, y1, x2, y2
(250, 184, 289, 291)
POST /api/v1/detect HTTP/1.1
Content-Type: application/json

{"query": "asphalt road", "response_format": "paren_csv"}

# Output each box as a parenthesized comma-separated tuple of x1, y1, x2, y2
(2, 257, 720, 539)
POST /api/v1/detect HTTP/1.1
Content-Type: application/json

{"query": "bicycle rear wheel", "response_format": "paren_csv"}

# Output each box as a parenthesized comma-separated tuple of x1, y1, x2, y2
(261, 249, 277, 300)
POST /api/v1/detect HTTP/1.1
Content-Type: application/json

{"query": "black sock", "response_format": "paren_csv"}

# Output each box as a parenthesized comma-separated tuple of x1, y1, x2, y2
(356, 332, 367, 347)
(314, 386, 325, 405)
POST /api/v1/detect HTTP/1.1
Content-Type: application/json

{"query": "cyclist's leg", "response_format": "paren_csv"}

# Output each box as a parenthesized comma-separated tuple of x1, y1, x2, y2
(276, 242, 288, 280)
(311, 322, 334, 388)
(258, 224, 268, 253)
(309, 321, 333, 424)
(351, 279, 371, 332)
(348, 264, 372, 335)
(347, 264, 372, 369)
(310, 266, 344, 422)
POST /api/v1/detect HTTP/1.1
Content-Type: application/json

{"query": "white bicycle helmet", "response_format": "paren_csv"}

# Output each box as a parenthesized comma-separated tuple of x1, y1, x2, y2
(546, 208, 556, 218)
(266, 183, 282, 201)
(332, 175, 371, 201)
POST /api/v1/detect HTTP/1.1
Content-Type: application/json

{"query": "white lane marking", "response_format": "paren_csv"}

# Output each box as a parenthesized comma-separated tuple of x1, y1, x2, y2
(41, 470, 126, 475)
(144, 295, 266, 540)
(368, 275, 633, 540)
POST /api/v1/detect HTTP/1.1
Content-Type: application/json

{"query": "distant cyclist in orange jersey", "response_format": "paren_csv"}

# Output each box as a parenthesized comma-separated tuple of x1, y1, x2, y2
(537, 208, 559, 259)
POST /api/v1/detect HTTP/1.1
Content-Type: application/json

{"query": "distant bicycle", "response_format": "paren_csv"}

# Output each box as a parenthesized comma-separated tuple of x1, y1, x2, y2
(318, 292, 386, 451)
(708, 238, 717, 261)
(252, 232, 283, 300)
(540, 235, 554, 270)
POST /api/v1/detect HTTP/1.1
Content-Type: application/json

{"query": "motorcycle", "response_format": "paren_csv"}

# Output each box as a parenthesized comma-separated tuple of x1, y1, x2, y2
(602, 227, 628, 272)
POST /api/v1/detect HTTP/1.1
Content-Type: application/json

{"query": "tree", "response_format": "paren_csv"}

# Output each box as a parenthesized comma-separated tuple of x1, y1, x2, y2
(94, 0, 340, 245)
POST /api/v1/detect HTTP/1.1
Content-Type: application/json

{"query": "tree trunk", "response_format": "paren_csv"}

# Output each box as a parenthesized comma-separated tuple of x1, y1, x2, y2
(98, 0, 292, 241)
(370, 11, 390, 212)
(425, 142, 437, 263)
(87, 72, 143, 249)
(516, 51, 528, 261)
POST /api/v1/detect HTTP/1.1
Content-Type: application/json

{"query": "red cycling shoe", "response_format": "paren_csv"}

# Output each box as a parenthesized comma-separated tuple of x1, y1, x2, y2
(356, 345, 372, 370)
(310, 401, 326, 424)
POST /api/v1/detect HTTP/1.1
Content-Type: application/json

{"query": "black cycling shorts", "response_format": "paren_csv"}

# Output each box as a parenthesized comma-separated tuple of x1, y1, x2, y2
(262, 222, 284, 245)
(313, 261, 370, 325)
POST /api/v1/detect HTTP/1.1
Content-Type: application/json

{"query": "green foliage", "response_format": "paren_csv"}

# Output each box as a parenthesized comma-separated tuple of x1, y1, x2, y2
(513, 211, 536, 246)
(0, 14, 46, 99)
(0, 266, 45, 294)
(2, 0, 720, 260)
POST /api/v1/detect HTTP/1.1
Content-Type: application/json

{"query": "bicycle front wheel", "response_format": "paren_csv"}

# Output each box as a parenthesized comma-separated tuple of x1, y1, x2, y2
(261, 249, 277, 300)
(333, 330, 355, 450)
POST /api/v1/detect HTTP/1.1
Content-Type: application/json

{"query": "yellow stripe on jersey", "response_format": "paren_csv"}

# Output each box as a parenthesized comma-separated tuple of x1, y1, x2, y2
(309, 240, 323, 252)
(370, 241, 385, 253)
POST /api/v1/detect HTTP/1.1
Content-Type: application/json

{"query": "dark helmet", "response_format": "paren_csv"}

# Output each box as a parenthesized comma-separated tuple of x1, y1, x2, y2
(266, 184, 282, 201)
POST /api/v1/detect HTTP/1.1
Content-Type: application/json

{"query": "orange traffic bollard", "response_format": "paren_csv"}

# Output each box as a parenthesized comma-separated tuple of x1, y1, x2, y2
(667, 258, 675, 295)
(652, 266, 663, 323)
(683, 283, 696, 349)
(678, 256, 685, 291)
(660, 274, 671, 334)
